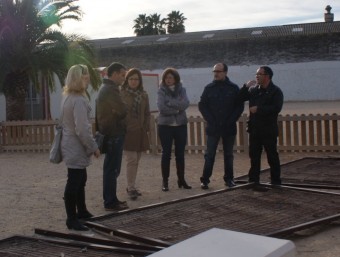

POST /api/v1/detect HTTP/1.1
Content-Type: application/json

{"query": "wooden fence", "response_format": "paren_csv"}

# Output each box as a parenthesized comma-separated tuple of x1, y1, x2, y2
(0, 113, 339, 154)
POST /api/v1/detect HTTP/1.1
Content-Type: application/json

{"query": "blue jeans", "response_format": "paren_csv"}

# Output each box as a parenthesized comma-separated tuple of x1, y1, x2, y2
(103, 135, 124, 207)
(200, 134, 235, 184)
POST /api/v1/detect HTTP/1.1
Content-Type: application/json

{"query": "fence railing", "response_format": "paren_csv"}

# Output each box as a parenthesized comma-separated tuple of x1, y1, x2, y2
(0, 113, 339, 154)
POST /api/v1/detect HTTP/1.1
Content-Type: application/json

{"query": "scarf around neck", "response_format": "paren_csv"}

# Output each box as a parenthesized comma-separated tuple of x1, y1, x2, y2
(126, 87, 143, 117)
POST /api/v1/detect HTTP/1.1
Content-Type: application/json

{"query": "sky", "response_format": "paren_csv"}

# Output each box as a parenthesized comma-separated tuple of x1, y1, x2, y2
(60, 0, 340, 40)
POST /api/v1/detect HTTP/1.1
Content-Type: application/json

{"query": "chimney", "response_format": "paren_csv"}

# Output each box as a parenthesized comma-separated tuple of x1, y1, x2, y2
(324, 5, 334, 22)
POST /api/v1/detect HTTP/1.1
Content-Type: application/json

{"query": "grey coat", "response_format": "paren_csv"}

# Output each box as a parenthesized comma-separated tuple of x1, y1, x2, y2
(157, 82, 189, 126)
(61, 94, 98, 169)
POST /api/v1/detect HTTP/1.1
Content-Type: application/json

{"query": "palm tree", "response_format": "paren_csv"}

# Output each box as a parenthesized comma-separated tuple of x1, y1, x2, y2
(133, 13, 166, 36)
(0, 0, 101, 121)
(133, 14, 150, 36)
(166, 11, 186, 34)
(147, 13, 166, 35)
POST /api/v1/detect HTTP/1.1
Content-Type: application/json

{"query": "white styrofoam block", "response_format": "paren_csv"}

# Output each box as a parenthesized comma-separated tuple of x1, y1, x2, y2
(148, 228, 295, 257)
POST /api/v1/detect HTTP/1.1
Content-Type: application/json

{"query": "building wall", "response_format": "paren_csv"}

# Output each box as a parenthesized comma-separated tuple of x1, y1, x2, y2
(0, 60, 338, 122)
(2, 24, 340, 121)
(0, 60, 339, 122)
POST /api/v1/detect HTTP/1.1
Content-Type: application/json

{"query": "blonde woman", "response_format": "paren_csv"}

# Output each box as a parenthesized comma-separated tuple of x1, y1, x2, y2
(121, 68, 150, 200)
(61, 64, 100, 231)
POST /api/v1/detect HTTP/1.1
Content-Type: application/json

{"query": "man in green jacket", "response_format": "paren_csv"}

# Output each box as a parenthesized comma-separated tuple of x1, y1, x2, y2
(96, 62, 128, 211)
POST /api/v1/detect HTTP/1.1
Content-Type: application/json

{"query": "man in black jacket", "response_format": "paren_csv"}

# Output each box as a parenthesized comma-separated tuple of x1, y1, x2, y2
(199, 63, 244, 189)
(239, 66, 284, 185)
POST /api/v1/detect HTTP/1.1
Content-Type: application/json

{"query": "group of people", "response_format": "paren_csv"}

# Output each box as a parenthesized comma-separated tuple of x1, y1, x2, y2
(59, 61, 283, 231)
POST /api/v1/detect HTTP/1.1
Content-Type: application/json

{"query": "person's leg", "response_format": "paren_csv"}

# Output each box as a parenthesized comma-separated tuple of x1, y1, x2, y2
(103, 135, 125, 208)
(222, 135, 236, 186)
(248, 133, 263, 183)
(158, 125, 174, 191)
(174, 125, 191, 189)
(125, 150, 139, 191)
(76, 169, 93, 219)
(134, 151, 142, 195)
(263, 136, 281, 185)
(125, 150, 139, 199)
(200, 135, 219, 187)
(64, 168, 88, 230)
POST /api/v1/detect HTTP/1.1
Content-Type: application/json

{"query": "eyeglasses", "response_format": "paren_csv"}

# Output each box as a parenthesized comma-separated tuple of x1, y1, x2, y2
(255, 73, 268, 76)
(128, 78, 140, 81)
(213, 70, 225, 73)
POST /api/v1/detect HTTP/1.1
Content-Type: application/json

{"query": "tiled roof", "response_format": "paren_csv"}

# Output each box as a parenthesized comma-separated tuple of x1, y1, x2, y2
(89, 21, 340, 49)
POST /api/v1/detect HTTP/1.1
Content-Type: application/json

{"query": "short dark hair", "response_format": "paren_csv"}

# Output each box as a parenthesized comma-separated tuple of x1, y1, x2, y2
(260, 66, 273, 79)
(161, 68, 180, 85)
(222, 63, 228, 72)
(107, 62, 126, 77)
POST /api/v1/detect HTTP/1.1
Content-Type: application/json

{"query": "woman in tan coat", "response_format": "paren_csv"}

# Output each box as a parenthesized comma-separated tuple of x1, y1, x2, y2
(121, 68, 151, 200)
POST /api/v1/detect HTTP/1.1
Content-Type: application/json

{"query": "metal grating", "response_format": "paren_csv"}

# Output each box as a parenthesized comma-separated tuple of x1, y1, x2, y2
(0, 236, 144, 256)
(1, 158, 339, 255)
(236, 157, 340, 186)
(88, 185, 340, 243)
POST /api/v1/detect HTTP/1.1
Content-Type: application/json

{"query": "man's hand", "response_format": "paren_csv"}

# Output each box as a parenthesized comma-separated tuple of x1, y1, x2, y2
(245, 80, 256, 88)
(249, 106, 258, 113)
(94, 149, 101, 158)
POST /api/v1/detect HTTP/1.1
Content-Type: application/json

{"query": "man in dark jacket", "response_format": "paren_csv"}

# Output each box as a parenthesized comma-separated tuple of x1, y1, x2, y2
(199, 63, 244, 189)
(96, 62, 128, 211)
(238, 66, 284, 185)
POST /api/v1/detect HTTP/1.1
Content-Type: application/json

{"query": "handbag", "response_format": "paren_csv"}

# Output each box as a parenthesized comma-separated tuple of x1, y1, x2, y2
(49, 125, 63, 163)
(49, 96, 68, 164)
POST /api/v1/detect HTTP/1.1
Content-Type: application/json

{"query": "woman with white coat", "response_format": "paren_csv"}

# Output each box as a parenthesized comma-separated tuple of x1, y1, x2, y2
(61, 64, 100, 231)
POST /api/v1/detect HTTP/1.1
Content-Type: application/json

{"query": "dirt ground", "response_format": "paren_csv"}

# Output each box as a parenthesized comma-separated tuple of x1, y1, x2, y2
(0, 151, 340, 256)
(0, 101, 339, 256)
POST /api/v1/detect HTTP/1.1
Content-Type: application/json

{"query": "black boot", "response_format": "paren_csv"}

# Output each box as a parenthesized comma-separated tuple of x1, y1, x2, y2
(66, 219, 89, 231)
(162, 180, 169, 192)
(177, 163, 192, 189)
(76, 188, 93, 219)
(161, 162, 170, 192)
(64, 193, 89, 231)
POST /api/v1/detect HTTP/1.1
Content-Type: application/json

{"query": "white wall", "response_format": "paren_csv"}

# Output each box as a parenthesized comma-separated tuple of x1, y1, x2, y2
(1, 61, 340, 121)
(49, 73, 159, 120)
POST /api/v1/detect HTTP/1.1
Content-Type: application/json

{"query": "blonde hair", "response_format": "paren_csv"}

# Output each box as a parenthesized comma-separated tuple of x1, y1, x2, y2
(63, 64, 89, 95)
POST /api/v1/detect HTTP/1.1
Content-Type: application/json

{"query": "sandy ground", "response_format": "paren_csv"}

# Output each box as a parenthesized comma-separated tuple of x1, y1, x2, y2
(0, 101, 339, 256)
(0, 151, 340, 256)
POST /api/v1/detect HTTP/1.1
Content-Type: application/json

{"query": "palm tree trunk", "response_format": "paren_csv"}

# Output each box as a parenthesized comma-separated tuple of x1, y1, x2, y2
(5, 95, 26, 121)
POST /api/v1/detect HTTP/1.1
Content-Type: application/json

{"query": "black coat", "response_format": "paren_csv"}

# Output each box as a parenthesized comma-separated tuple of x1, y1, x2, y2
(198, 77, 244, 136)
(238, 81, 284, 137)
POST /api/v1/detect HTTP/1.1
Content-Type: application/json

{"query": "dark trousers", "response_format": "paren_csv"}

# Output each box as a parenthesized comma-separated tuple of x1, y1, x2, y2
(248, 132, 281, 184)
(201, 134, 235, 184)
(158, 125, 187, 181)
(103, 135, 124, 208)
(64, 168, 87, 220)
